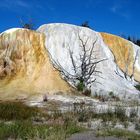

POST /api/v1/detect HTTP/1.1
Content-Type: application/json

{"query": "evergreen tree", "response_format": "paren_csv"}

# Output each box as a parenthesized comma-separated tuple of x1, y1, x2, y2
(81, 21, 90, 28)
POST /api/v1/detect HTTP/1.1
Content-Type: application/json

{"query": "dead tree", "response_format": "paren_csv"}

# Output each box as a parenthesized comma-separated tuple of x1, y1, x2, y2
(115, 47, 131, 80)
(81, 21, 90, 28)
(115, 66, 124, 79)
(19, 18, 34, 30)
(115, 48, 139, 82)
(124, 48, 131, 79)
(49, 34, 107, 91)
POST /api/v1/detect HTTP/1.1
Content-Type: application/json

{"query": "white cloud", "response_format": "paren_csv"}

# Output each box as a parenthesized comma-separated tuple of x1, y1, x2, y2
(16, 0, 30, 8)
(111, 5, 122, 13)
(0, 0, 30, 9)
(110, 1, 131, 19)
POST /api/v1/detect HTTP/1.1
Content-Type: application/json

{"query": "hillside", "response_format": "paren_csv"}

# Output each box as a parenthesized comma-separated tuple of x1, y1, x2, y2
(0, 28, 71, 100)
(0, 23, 139, 100)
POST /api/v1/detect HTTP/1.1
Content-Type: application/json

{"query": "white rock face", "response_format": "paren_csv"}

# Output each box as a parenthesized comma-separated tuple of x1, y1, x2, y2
(0, 28, 22, 35)
(133, 43, 140, 70)
(37, 23, 140, 100)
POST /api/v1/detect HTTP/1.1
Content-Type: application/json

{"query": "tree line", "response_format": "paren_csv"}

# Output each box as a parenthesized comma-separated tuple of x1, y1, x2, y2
(80, 21, 140, 47)
(127, 36, 140, 47)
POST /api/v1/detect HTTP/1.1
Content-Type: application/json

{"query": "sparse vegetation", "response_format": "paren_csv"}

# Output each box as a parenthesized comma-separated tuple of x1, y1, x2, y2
(135, 84, 140, 91)
(0, 121, 83, 140)
(82, 89, 91, 96)
(0, 101, 84, 140)
(77, 80, 85, 91)
(114, 105, 127, 122)
(92, 93, 107, 102)
(135, 123, 140, 132)
(130, 108, 138, 118)
(92, 92, 120, 102)
(43, 94, 48, 102)
(108, 91, 120, 101)
(72, 101, 129, 124)
(0, 101, 39, 121)
(0, 100, 139, 140)
(109, 91, 114, 97)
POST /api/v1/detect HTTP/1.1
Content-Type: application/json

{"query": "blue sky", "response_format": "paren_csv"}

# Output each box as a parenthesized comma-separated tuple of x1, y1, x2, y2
(0, 0, 140, 38)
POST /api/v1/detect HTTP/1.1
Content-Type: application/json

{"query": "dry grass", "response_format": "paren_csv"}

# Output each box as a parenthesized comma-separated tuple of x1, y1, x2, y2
(0, 101, 39, 121)
(0, 101, 85, 140)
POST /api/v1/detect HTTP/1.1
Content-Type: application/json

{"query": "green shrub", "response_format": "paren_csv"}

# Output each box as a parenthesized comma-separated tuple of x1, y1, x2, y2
(108, 91, 120, 101)
(109, 91, 114, 97)
(76, 81, 85, 91)
(134, 84, 140, 91)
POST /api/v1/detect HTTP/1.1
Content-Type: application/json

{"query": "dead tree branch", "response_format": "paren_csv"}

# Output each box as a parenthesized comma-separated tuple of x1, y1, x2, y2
(49, 33, 107, 90)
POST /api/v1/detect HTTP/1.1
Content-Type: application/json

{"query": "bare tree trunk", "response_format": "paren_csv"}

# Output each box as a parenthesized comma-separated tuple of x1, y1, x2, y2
(48, 33, 107, 91)
(124, 48, 130, 80)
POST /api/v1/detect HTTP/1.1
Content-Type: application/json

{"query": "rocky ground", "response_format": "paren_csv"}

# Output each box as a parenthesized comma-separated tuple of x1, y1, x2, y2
(0, 93, 140, 140)
(27, 94, 140, 135)
(27, 94, 140, 117)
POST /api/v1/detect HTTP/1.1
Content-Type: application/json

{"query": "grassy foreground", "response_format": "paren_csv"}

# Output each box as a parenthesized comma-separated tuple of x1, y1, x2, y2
(96, 128, 140, 140)
(0, 101, 84, 140)
(0, 101, 140, 140)
(0, 121, 83, 140)
(0, 101, 39, 121)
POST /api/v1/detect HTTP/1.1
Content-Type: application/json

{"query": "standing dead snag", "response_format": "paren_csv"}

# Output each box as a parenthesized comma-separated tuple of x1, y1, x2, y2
(49, 34, 107, 91)
(75, 34, 107, 90)
(115, 49, 139, 81)
(123, 47, 132, 80)
(19, 18, 34, 30)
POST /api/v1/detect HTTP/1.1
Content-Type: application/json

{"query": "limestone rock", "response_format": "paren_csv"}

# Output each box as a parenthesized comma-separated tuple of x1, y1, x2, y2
(0, 28, 71, 100)
(37, 23, 140, 100)
(101, 33, 140, 82)
(0, 23, 140, 100)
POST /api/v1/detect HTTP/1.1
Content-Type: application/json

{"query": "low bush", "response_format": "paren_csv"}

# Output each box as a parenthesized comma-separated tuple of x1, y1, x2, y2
(109, 91, 120, 101)
(82, 89, 91, 96)
(76, 81, 85, 91)
(135, 84, 140, 91)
